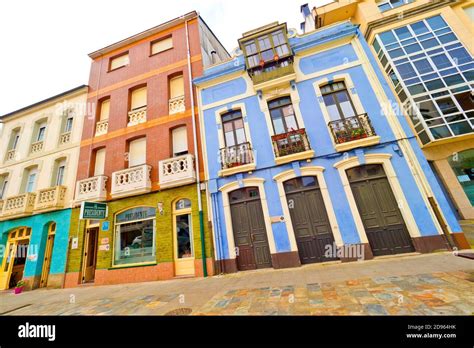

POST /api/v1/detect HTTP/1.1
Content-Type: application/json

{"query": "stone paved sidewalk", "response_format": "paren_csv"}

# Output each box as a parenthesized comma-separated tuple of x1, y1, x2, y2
(1, 252, 473, 316)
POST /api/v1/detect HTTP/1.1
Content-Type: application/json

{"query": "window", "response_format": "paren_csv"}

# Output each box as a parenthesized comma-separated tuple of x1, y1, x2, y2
(151, 36, 173, 55)
(169, 75, 184, 99)
(172, 126, 188, 157)
(24, 168, 38, 193)
(114, 207, 156, 266)
(0, 176, 8, 199)
(377, 0, 413, 12)
(93, 148, 106, 176)
(241, 28, 292, 69)
(109, 52, 129, 71)
(321, 82, 357, 121)
(128, 138, 146, 167)
(53, 159, 66, 186)
(222, 110, 247, 147)
(8, 129, 20, 150)
(130, 87, 147, 111)
(268, 97, 298, 135)
(64, 117, 73, 132)
(99, 99, 110, 121)
(37, 125, 46, 142)
(448, 149, 474, 206)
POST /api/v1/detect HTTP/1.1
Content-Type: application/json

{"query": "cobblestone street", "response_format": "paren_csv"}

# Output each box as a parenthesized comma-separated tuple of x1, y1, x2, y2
(1, 252, 473, 316)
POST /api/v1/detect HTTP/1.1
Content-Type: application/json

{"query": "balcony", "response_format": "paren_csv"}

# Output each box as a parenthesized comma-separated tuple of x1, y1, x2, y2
(159, 154, 196, 189)
(218, 142, 256, 176)
(251, 59, 295, 86)
(328, 113, 380, 152)
(111, 164, 152, 198)
(34, 186, 67, 212)
(169, 95, 185, 115)
(127, 106, 147, 127)
(95, 119, 109, 136)
(272, 129, 314, 165)
(2, 193, 36, 219)
(75, 175, 108, 203)
(5, 149, 16, 162)
(59, 131, 71, 145)
(30, 140, 44, 154)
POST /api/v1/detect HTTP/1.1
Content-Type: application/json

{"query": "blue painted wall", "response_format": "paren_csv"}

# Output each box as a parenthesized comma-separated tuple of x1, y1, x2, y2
(0, 209, 72, 277)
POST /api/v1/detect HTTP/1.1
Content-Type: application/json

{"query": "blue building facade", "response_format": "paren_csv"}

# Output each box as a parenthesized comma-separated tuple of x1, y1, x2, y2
(0, 209, 72, 289)
(195, 21, 465, 272)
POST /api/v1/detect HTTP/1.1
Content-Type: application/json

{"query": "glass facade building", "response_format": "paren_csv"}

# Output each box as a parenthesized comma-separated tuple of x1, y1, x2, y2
(372, 15, 474, 145)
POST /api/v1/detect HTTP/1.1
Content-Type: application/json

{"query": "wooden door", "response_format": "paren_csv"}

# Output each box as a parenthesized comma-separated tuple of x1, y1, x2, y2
(229, 187, 272, 271)
(40, 235, 55, 288)
(82, 228, 98, 283)
(347, 164, 415, 256)
(284, 176, 337, 264)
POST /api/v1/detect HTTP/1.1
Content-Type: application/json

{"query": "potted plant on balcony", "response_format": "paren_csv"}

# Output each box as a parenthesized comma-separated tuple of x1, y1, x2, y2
(350, 128, 367, 141)
(14, 280, 25, 294)
(334, 130, 347, 144)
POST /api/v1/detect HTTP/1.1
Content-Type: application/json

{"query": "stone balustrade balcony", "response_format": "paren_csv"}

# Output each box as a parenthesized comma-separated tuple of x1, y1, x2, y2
(75, 175, 108, 203)
(159, 154, 196, 189)
(2, 193, 37, 219)
(34, 186, 67, 212)
(111, 164, 152, 198)
(127, 106, 147, 127)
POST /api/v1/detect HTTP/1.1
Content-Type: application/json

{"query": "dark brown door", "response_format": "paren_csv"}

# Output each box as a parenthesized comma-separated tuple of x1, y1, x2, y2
(229, 187, 272, 270)
(82, 228, 99, 283)
(347, 164, 415, 256)
(284, 176, 337, 264)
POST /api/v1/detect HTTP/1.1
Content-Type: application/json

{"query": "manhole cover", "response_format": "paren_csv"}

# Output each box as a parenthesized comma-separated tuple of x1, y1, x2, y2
(164, 307, 192, 316)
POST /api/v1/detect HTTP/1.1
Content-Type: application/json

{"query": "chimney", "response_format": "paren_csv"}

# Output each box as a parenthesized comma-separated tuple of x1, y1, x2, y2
(300, 3, 315, 33)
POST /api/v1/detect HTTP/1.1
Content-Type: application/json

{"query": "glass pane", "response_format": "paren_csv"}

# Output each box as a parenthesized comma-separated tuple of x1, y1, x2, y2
(224, 132, 235, 147)
(379, 31, 397, 45)
(430, 125, 452, 139)
(454, 92, 474, 111)
(285, 115, 298, 131)
(425, 79, 445, 91)
(404, 43, 422, 54)
(447, 149, 474, 205)
(444, 74, 465, 86)
(410, 21, 429, 35)
(388, 48, 405, 59)
(448, 48, 472, 66)
(397, 62, 417, 79)
(407, 84, 426, 95)
(258, 36, 271, 50)
(421, 38, 439, 49)
(436, 97, 459, 115)
(301, 176, 317, 188)
(272, 31, 285, 45)
(418, 100, 441, 120)
(426, 16, 447, 31)
(176, 214, 192, 258)
(394, 27, 412, 40)
(336, 92, 356, 118)
(449, 121, 472, 135)
(413, 59, 433, 74)
(235, 128, 246, 145)
(438, 33, 457, 44)
(245, 41, 257, 55)
(323, 94, 341, 120)
(272, 118, 285, 135)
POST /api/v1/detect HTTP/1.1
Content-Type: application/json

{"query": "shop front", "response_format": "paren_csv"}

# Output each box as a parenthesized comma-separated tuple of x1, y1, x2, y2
(64, 186, 214, 287)
(0, 209, 72, 290)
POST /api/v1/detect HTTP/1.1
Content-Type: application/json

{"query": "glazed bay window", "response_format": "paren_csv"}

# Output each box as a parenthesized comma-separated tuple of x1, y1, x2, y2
(372, 15, 474, 144)
(322, 82, 376, 144)
(220, 110, 253, 169)
(239, 24, 294, 85)
(269, 97, 310, 158)
(114, 207, 156, 266)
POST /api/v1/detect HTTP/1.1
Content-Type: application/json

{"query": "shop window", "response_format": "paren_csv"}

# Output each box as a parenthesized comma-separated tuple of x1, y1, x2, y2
(114, 207, 156, 266)
(448, 149, 474, 206)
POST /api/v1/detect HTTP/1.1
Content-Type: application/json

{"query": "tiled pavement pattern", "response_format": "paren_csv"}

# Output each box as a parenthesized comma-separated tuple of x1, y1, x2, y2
(1, 252, 473, 316)
(194, 271, 474, 315)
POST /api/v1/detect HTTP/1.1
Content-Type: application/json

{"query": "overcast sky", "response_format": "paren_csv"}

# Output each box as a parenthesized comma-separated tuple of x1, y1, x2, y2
(0, 0, 332, 115)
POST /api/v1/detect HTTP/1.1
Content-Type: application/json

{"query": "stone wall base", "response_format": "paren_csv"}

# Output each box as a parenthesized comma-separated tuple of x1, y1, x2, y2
(271, 251, 301, 268)
(412, 234, 450, 253)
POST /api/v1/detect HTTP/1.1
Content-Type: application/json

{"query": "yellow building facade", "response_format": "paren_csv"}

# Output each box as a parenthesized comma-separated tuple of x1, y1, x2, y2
(308, 0, 474, 220)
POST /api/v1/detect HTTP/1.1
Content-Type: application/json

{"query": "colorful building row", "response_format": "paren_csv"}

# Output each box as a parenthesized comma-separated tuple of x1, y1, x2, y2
(0, 2, 471, 291)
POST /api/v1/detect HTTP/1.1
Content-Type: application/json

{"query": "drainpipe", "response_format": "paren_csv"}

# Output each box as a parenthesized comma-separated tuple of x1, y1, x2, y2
(185, 18, 207, 277)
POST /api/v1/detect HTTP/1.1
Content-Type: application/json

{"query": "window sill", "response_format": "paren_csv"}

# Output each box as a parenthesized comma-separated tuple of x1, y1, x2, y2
(218, 163, 256, 177)
(109, 262, 157, 270)
(334, 135, 381, 152)
(274, 149, 314, 165)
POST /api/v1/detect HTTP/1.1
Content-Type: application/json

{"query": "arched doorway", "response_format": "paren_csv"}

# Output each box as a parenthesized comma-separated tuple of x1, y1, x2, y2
(284, 176, 337, 264)
(40, 222, 56, 288)
(0, 227, 31, 290)
(347, 164, 415, 256)
(229, 187, 272, 270)
(173, 198, 195, 277)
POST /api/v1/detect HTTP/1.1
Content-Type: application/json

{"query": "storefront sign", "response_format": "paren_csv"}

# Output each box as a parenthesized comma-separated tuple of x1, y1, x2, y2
(116, 207, 156, 224)
(80, 202, 108, 220)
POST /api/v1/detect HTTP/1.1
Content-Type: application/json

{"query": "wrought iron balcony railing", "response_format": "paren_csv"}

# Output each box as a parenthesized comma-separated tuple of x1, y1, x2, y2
(328, 113, 376, 145)
(271, 128, 311, 158)
(219, 142, 254, 170)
